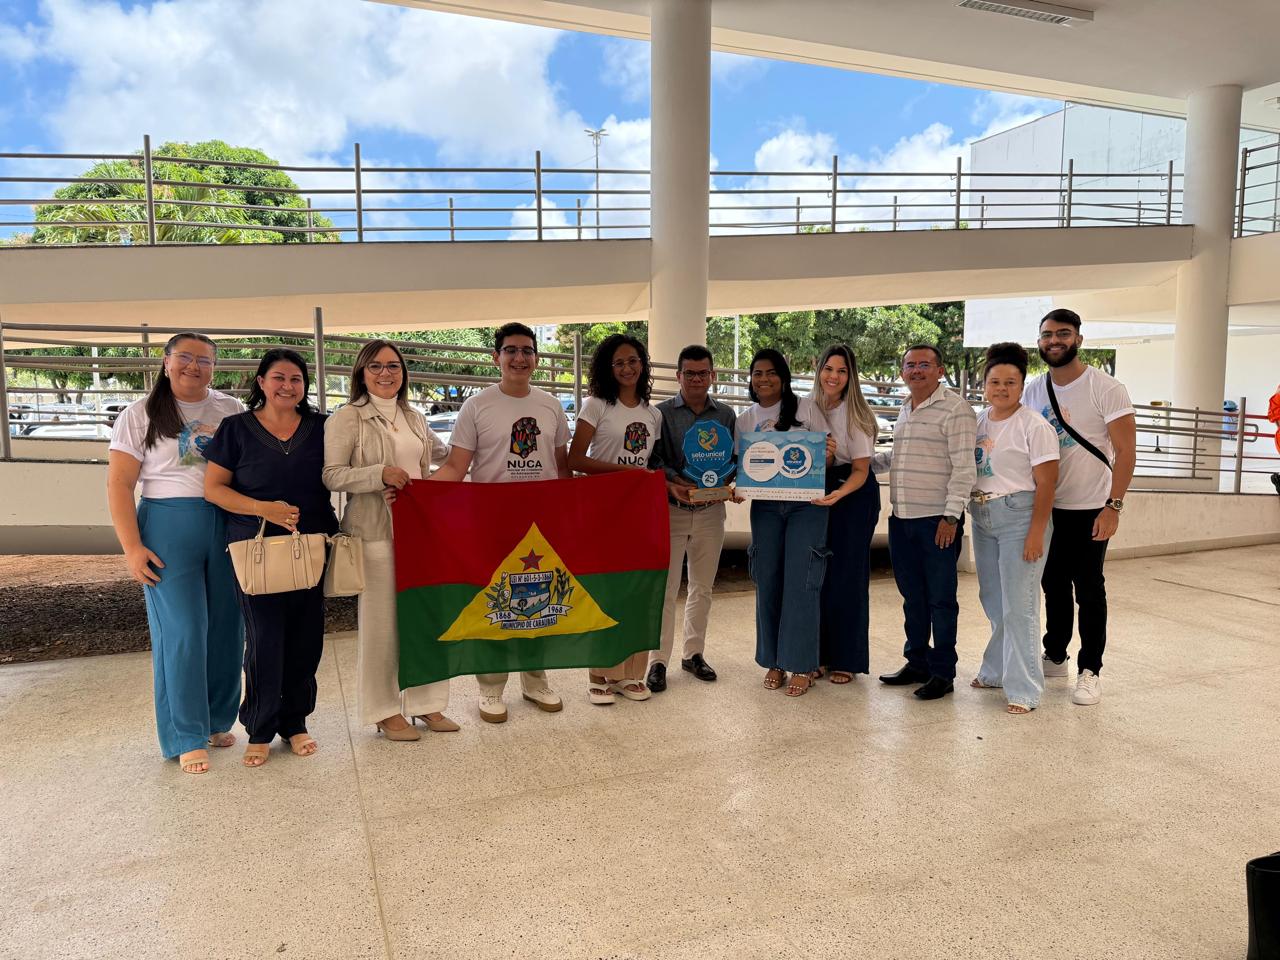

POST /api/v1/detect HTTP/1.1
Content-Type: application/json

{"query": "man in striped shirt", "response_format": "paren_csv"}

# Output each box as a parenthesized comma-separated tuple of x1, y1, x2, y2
(873, 344, 977, 700)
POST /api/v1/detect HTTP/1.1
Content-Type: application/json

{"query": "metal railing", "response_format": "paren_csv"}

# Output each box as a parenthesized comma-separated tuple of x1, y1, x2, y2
(3, 318, 1275, 494)
(0, 137, 1185, 247)
(1236, 139, 1280, 237)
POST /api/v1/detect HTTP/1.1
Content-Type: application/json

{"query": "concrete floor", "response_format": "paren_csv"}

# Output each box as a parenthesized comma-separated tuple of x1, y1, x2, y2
(1, 544, 1277, 960)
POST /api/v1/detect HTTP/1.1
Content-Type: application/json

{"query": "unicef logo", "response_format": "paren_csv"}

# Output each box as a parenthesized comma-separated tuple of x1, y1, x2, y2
(701, 469, 719, 486)
(778, 444, 812, 480)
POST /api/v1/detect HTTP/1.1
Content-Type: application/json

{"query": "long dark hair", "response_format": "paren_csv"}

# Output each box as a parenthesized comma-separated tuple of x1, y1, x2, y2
(348, 339, 410, 407)
(588, 333, 652, 404)
(244, 348, 313, 413)
(748, 348, 800, 430)
(143, 332, 217, 451)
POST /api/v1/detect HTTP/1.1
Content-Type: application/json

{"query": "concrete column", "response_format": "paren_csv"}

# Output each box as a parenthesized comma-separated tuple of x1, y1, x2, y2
(648, 0, 711, 367)
(1171, 85, 1241, 483)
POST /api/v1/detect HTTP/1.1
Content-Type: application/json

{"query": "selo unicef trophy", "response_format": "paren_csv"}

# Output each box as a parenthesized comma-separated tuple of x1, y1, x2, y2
(681, 420, 736, 503)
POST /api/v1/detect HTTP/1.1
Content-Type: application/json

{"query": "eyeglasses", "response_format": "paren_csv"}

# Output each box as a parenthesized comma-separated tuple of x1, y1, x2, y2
(366, 362, 403, 374)
(170, 352, 214, 370)
(611, 357, 641, 370)
(500, 346, 537, 358)
(679, 369, 712, 381)
(1038, 329, 1077, 342)
(902, 361, 937, 371)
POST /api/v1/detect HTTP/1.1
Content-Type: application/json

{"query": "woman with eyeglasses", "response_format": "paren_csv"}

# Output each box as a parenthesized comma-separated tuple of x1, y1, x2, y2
(203, 349, 339, 767)
(737, 348, 834, 698)
(808, 344, 881, 685)
(568, 333, 663, 705)
(323, 339, 459, 740)
(106, 332, 245, 775)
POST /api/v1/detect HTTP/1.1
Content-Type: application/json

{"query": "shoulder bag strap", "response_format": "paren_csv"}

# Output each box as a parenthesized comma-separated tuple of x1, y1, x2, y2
(1046, 377, 1111, 471)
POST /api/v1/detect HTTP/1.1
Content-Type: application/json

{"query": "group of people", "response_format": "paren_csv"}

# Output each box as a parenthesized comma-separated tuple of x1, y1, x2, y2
(106, 308, 1135, 775)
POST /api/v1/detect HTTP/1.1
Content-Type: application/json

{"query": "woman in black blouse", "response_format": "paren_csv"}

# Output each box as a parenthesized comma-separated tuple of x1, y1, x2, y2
(204, 349, 338, 768)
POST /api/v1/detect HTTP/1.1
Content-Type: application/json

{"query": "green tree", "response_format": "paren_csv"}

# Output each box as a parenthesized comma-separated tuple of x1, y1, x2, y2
(30, 140, 337, 245)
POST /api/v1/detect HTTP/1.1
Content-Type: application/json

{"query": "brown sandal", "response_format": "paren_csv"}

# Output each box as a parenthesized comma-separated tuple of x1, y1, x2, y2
(286, 734, 318, 757)
(829, 671, 854, 684)
(242, 744, 269, 768)
(786, 674, 813, 697)
(179, 749, 209, 775)
(763, 668, 787, 690)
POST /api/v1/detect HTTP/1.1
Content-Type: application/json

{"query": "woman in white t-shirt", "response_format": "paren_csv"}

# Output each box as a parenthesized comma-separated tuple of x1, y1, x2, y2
(968, 342, 1060, 715)
(568, 333, 663, 705)
(105, 332, 245, 775)
(323, 340, 458, 742)
(738, 348, 833, 698)
(807, 344, 882, 684)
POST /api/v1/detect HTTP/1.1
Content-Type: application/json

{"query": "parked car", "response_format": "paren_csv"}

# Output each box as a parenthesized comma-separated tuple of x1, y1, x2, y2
(24, 423, 112, 440)
(425, 412, 459, 446)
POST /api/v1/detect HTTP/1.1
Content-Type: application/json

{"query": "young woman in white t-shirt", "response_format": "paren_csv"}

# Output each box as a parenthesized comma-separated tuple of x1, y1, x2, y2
(105, 332, 244, 775)
(323, 340, 458, 743)
(968, 342, 1060, 715)
(807, 344, 882, 685)
(568, 333, 663, 705)
(738, 348, 832, 698)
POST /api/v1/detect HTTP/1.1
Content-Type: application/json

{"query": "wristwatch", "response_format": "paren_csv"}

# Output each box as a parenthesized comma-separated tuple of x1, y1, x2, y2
(1104, 498, 1124, 513)
(941, 515, 960, 525)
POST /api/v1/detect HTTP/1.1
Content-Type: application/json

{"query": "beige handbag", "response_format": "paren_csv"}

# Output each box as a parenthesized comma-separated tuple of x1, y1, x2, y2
(228, 516, 328, 596)
(323, 533, 366, 598)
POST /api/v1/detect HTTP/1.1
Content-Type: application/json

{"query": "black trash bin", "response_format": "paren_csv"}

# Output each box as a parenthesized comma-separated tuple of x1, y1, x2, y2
(1248, 852, 1280, 960)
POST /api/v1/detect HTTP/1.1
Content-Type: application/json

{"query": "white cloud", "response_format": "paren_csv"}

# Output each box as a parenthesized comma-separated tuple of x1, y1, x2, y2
(13, 0, 599, 166)
(711, 51, 770, 91)
(0, 21, 38, 62)
(970, 91, 1059, 139)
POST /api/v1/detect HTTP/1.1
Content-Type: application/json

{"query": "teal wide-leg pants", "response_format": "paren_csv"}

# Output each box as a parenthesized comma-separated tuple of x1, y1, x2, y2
(138, 497, 244, 758)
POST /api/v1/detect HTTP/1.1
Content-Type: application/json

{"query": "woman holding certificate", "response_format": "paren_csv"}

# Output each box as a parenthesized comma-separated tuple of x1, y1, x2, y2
(738, 349, 832, 698)
(809, 344, 881, 684)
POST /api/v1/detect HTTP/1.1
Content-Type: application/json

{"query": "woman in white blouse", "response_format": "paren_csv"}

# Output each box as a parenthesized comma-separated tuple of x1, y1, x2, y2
(968, 342, 1059, 715)
(808, 344, 881, 684)
(323, 340, 459, 740)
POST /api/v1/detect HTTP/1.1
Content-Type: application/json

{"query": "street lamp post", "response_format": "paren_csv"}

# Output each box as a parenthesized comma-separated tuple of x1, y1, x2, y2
(585, 127, 608, 240)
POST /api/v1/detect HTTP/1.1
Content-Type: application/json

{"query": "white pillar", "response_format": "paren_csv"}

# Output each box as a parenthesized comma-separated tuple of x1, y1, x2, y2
(649, 0, 711, 367)
(1171, 84, 1241, 483)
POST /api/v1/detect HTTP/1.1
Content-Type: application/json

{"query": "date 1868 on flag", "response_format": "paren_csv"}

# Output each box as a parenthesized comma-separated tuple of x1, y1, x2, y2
(392, 470, 670, 687)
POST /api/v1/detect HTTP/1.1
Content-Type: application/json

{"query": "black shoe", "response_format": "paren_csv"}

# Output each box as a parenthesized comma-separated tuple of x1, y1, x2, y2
(878, 664, 930, 686)
(681, 653, 717, 682)
(646, 662, 667, 693)
(913, 676, 954, 700)
(1271, 472, 1280, 496)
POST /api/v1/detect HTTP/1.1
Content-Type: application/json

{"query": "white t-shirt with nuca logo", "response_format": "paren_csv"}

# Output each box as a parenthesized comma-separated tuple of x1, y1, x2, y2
(578, 396, 663, 469)
(109, 390, 244, 499)
(1022, 367, 1134, 510)
(973, 405, 1060, 498)
(450, 384, 570, 483)
(736, 396, 822, 434)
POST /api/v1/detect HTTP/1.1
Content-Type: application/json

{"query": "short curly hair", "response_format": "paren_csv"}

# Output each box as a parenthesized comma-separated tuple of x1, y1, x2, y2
(587, 333, 652, 404)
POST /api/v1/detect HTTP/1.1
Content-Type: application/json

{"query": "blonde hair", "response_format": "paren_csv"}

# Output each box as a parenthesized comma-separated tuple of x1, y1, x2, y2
(809, 344, 878, 444)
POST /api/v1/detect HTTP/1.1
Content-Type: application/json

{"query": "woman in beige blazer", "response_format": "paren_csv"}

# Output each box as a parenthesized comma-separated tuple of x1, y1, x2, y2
(322, 339, 458, 740)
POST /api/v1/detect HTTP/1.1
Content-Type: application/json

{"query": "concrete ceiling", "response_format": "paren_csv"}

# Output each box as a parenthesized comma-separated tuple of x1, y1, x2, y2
(372, 0, 1280, 130)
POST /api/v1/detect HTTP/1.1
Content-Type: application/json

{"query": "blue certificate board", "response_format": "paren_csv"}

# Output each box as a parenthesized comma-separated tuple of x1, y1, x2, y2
(735, 431, 827, 501)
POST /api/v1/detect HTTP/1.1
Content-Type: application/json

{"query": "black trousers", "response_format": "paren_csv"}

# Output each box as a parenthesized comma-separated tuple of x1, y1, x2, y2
(236, 582, 325, 744)
(1040, 506, 1109, 675)
(820, 465, 881, 674)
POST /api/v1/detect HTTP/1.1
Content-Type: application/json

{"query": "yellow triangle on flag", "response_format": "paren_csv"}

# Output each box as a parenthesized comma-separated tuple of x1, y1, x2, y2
(439, 523, 618, 642)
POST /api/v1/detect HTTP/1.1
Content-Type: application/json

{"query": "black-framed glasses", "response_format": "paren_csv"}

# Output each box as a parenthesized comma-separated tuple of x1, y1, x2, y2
(366, 361, 403, 374)
(500, 346, 537, 358)
(680, 369, 712, 381)
(171, 352, 215, 370)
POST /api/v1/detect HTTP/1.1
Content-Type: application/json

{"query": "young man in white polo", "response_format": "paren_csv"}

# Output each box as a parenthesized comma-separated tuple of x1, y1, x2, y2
(433, 322, 570, 723)
(1022, 309, 1136, 706)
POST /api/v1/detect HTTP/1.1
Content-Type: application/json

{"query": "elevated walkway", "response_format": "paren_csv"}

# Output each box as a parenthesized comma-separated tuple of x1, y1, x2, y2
(0, 226, 1193, 335)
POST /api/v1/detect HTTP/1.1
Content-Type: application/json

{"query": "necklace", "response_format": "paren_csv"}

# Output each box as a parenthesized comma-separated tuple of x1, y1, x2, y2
(255, 413, 302, 456)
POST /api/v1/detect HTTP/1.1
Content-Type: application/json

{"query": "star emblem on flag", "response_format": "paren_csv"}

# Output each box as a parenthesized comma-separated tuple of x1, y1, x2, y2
(519, 549, 544, 570)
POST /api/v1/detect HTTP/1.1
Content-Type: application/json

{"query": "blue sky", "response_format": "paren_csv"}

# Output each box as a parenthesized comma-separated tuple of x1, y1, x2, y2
(0, 0, 1059, 238)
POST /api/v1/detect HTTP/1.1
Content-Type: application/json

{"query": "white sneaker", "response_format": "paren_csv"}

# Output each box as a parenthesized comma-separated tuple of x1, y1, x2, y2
(478, 695, 508, 723)
(1043, 655, 1069, 678)
(522, 688, 564, 713)
(1072, 670, 1101, 705)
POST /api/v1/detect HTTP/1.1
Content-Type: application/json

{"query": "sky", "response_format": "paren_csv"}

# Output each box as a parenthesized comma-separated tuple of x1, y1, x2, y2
(0, 0, 1061, 239)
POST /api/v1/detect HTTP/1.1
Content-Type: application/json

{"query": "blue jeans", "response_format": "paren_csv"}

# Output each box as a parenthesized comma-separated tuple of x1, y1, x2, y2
(138, 498, 244, 758)
(748, 500, 830, 674)
(969, 491, 1053, 708)
(887, 514, 963, 680)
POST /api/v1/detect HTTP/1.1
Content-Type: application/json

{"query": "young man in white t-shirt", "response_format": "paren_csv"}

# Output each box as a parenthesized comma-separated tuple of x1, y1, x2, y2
(1021, 309, 1137, 706)
(433, 322, 571, 723)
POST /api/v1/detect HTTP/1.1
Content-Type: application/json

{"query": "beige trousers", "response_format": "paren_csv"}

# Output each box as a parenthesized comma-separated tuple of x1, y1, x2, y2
(653, 501, 726, 666)
(358, 540, 449, 726)
(476, 670, 554, 699)
(588, 651, 650, 686)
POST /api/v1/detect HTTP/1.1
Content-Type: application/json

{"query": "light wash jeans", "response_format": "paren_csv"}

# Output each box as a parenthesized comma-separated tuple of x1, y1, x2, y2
(969, 490, 1052, 709)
